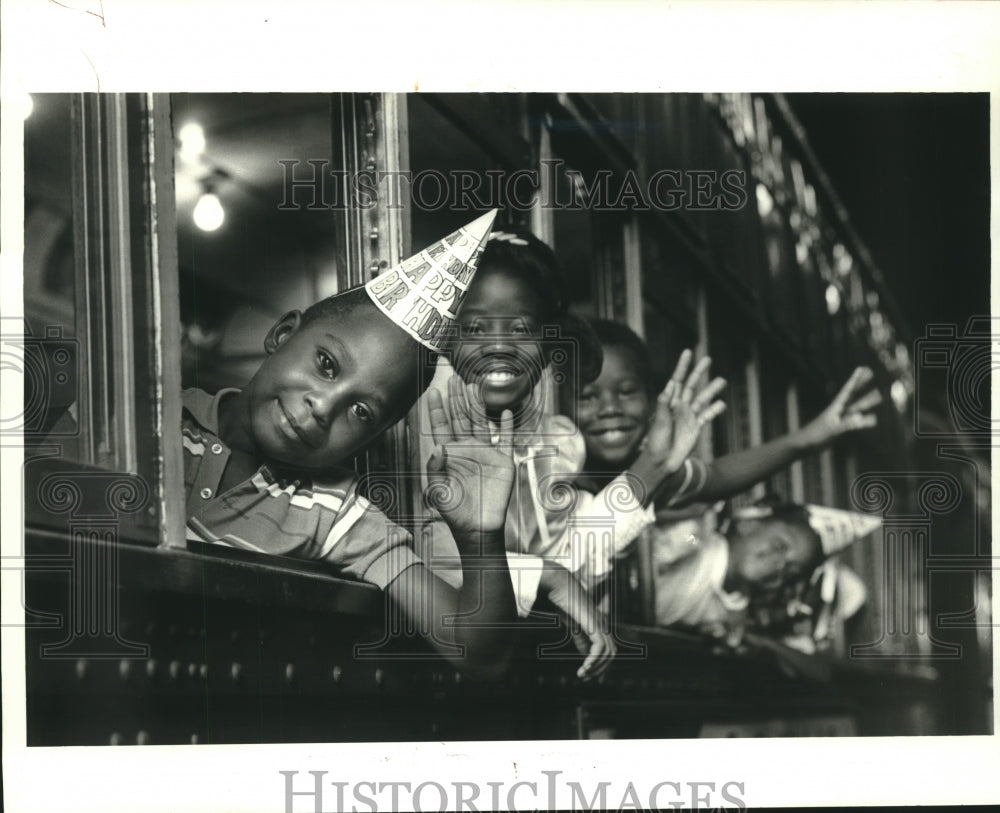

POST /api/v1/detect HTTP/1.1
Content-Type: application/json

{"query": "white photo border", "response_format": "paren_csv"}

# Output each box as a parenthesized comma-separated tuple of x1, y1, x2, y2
(2, 1, 998, 810)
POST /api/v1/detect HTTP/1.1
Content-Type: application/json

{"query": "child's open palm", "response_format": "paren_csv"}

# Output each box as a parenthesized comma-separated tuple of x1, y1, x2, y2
(645, 349, 727, 474)
(426, 375, 516, 537)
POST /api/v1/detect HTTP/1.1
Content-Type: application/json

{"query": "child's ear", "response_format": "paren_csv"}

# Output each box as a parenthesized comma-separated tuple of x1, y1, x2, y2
(264, 311, 303, 355)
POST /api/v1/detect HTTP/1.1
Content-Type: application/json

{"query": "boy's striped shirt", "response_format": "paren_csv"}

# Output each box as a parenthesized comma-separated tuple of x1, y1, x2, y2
(181, 388, 420, 589)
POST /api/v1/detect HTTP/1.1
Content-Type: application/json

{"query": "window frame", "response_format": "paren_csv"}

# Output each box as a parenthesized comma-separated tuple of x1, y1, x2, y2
(23, 93, 183, 548)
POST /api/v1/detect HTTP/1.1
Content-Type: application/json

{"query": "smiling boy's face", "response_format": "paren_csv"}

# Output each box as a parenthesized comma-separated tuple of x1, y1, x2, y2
(451, 268, 546, 416)
(577, 344, 652, 470)
(239, 307, 421, 470)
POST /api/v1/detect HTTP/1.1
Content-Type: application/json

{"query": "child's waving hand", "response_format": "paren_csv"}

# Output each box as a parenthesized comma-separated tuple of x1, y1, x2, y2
(426, 375, 517, 537)
(799, 366, 882, 450)
(645, 349, 727, 475)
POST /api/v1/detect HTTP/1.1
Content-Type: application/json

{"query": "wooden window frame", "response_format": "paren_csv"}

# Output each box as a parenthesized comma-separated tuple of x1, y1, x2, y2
(24, 93, 183, 548)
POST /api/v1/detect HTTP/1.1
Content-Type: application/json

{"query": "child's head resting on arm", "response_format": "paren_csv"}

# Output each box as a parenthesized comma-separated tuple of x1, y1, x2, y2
(720, 497, 880, 600)
(221, 285, 438, 473)
(448, 228, 601, 423)
(721, 500, 825, 599)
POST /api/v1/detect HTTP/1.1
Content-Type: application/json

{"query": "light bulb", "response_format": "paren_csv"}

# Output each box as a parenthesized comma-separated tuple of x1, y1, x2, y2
(178, 122, 206, 164)
(755, 183, 773, 218)
(193, 192, 225, 232)
(890, 381, 907, 411)
(825, 284, 841, 315)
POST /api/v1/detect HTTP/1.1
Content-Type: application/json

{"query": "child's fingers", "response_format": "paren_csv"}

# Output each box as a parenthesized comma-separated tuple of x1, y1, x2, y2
(426, 388, 455, 446)
(657, 379, 678, 409)
(831, 366, 873, 412)
(669, 349, 693, 389)
(845, 388, 883, 415)
(697, 401, 727, 426)
(690, 376, 727, 413)
(844, 412, 878, 431)
(681, 356, 712, 404)
(652, 385, 674, 431)
(465, 382, 491, 442)
(578, 632, 614, 681)
(448, 374, 472, 436)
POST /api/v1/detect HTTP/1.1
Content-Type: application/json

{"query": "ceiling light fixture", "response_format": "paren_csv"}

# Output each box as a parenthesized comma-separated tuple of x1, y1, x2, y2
(193, 189, 225, 232)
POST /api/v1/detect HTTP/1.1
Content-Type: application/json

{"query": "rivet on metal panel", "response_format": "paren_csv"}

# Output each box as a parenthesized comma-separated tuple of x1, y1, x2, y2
(187, 663, 197, 678)
(169, 660, 181, 680)
(119, 660, 131, 679)
(453, 672, 462, 685)
(199, 664, 208, 680)
(75, 659, 88, 680)
(285, 663, 295, 684)
(110, 732, 122, 746)
(137, 730, 150, 745)
(374, 668, 384, 686)
(332, 666, 343, 683)
(230, 662, 242, 682)
(190, 734, 200, 745)
(146, 659, 157, 678)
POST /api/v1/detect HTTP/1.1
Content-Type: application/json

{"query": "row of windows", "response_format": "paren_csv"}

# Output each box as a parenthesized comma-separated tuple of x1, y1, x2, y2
(20, 92, 916, 645)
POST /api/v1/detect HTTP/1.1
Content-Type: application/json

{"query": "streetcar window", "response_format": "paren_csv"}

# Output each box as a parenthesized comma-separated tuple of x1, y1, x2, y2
(171, 94, 338, 394)
(23, 94, 78, 456)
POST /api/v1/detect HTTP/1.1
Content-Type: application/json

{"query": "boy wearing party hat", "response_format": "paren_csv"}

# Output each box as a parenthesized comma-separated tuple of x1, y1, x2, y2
(180, 211, 538, 678)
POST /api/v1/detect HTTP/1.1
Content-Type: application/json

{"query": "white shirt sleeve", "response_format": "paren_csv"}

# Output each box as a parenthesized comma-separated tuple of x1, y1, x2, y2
(505, 551, 546, 617)
(544, 472, 657, 588)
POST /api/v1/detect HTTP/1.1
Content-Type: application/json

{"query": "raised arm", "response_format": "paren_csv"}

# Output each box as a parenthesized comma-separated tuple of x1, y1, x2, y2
(667, 365, 881, 510)
(542, 351, 727, 588)
(386, 376, 518, 680)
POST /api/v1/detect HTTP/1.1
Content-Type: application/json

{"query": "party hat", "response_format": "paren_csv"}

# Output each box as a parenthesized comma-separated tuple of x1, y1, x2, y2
(804, 504, 881, 556)
(364, 210, 497, 352)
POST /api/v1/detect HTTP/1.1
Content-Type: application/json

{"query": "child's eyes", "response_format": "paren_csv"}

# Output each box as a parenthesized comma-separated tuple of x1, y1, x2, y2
(460, 319, 535, 337)
(316, 349, 338, 379)
(350, 403, 373, 422)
